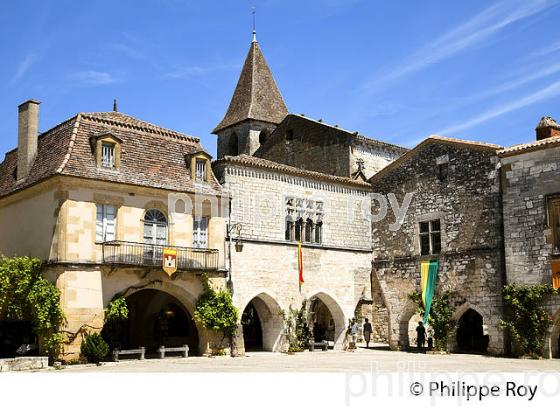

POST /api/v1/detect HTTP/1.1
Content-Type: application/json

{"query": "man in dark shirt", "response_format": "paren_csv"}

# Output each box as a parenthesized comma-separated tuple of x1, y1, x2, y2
(416, 321, 426, 350)
(363, 318, 373, 348)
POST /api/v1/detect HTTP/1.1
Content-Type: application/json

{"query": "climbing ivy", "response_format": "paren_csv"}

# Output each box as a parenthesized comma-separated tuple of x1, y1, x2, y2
(104, 296, 129, 322)
(0, 256, 65, 358)
(194, 275, 239, 339)
(409, 290, 463, 351)
(499, 284, 557, 358)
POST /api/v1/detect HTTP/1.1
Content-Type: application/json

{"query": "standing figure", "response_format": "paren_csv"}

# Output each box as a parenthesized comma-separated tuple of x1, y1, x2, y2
(363, 318, 373, 348)
(416, 321, 426, 350)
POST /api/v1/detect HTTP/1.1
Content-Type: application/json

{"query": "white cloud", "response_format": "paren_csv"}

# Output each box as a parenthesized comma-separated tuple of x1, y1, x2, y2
(461, 62, 560, 103)
(366, 0, 553, 89)
(163, 63, 238, 79)
(437, 80, 560, 135)
(530, 40, 560, 57)
(11, 53, 39, 84)
(70, 70, 116, 85)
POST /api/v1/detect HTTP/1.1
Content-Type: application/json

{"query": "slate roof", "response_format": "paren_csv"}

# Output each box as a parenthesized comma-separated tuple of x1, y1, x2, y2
(213, 154, 371, 188)
(368, 135, 502, 183)
(212, 40, 288, 133)
(0, 111, 222, 198)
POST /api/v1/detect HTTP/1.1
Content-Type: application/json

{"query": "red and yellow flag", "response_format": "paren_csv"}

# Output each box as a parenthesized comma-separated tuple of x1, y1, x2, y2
(298, 242, 304, 284)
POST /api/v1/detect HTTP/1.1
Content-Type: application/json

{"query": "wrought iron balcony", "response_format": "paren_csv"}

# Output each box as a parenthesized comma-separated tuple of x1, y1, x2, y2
(101, 240, 220, 271)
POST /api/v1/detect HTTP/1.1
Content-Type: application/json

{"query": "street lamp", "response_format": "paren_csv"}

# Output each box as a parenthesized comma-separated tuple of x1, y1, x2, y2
(226, 222, 243, 293)
(227, 222, 243, 252)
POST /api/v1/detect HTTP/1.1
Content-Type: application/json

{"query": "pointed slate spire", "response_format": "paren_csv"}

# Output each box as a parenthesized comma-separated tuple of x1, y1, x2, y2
(212, 36, 288, 133)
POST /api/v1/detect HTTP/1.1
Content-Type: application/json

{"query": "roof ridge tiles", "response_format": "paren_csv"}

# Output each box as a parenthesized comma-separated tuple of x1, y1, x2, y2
(81, 112, 200, 143)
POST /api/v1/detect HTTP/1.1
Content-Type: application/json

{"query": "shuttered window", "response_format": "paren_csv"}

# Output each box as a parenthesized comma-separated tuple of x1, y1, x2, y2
(101, 143, 115, 168)
(193, 216, 208, 248)
(195, 159, 206, 181)
(96, 204, 116, 242)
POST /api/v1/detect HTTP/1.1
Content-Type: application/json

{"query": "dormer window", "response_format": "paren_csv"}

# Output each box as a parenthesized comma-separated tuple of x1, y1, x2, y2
(190, 151, 212, 183)
(102, 142, 115, 168)
(196, 159, 206, 181)
(90, 132, 122, 170)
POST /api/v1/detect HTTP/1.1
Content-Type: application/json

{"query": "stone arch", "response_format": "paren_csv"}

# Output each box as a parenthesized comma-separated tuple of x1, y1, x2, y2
(450, 302, 490, 353)
(306, 290, 348, 349)
(239, 291, 285, 352)
(391, 300, 419, 350)
(108, 281, 208, 355)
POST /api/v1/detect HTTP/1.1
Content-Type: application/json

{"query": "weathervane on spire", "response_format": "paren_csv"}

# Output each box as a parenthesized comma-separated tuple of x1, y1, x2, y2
(252, 7, 257, 43)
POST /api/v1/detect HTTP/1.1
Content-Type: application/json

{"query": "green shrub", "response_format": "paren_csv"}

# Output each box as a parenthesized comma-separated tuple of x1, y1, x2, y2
(0, 256, 65, 358)
(194, 276, 239, 340)
(80, 333, 109, 363)
(499, 284, 557, 357)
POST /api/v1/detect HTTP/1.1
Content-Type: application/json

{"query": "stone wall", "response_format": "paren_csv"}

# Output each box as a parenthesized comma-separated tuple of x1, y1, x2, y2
(351, 138, 403, 180)
(370, 141, 505, 354)
(255, 115, 352, 177)
(217, 120, 275, 158)
(500, 147, 560, 285)
(500, 145, 560, 357)
(220, 165, 372, 249)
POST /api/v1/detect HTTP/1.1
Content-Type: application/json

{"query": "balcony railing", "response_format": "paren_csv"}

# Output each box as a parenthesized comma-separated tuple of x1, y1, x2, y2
(102, 240, 219, 271)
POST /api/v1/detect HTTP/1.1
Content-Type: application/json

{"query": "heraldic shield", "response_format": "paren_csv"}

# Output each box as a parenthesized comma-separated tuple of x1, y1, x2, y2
(163, 248, 178, 276)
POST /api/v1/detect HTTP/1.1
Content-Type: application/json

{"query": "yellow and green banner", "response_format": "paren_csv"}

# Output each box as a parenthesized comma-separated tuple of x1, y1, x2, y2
(421, 260, 439, 323)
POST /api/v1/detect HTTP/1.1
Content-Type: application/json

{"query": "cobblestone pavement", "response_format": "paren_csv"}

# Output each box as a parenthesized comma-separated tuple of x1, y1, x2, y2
(63, 345, 560, 373)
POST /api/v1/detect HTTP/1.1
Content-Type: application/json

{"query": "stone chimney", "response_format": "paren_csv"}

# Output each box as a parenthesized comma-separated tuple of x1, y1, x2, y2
(535, 116, 560, 141)
(17, 99, 40, 181)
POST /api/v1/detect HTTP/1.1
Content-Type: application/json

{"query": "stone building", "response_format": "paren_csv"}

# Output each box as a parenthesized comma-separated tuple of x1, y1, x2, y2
(369, 136, 506, 355)
(254, 114, 407, 180)
(0, 101, 229, 358)
(498, 117, 560, 358)
(213, 155, 373, 351)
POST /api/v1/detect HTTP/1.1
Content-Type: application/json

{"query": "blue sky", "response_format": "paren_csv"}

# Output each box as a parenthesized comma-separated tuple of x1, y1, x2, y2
(1, 0, 560, 156)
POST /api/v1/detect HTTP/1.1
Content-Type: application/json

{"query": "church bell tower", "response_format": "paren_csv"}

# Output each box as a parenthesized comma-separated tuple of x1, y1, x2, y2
(212, 29, 288, 158)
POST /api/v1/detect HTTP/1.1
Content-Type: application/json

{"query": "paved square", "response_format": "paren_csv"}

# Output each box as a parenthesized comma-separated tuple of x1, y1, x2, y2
(63, 346, 560, 373)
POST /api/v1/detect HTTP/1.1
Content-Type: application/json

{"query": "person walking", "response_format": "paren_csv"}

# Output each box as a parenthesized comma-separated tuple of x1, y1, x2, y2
(363, 318, 373, 348)
(349, 319, 359, 350)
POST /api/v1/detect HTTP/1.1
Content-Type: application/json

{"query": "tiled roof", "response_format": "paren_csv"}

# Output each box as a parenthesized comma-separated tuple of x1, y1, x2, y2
(0, 112, 222, 198)
(212, 40, 288, 133)
(213, 154, 371, 188)
(369, 135, 502, 183)
(498, 135, 560, 157)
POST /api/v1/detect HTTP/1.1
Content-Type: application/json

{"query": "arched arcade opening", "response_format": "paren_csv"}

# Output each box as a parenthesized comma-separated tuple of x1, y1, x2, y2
(240, 293, 284, 352)
(455, 308, 489, 354)
(102, 289, 199, 356)
(308, 292, 347, 349)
